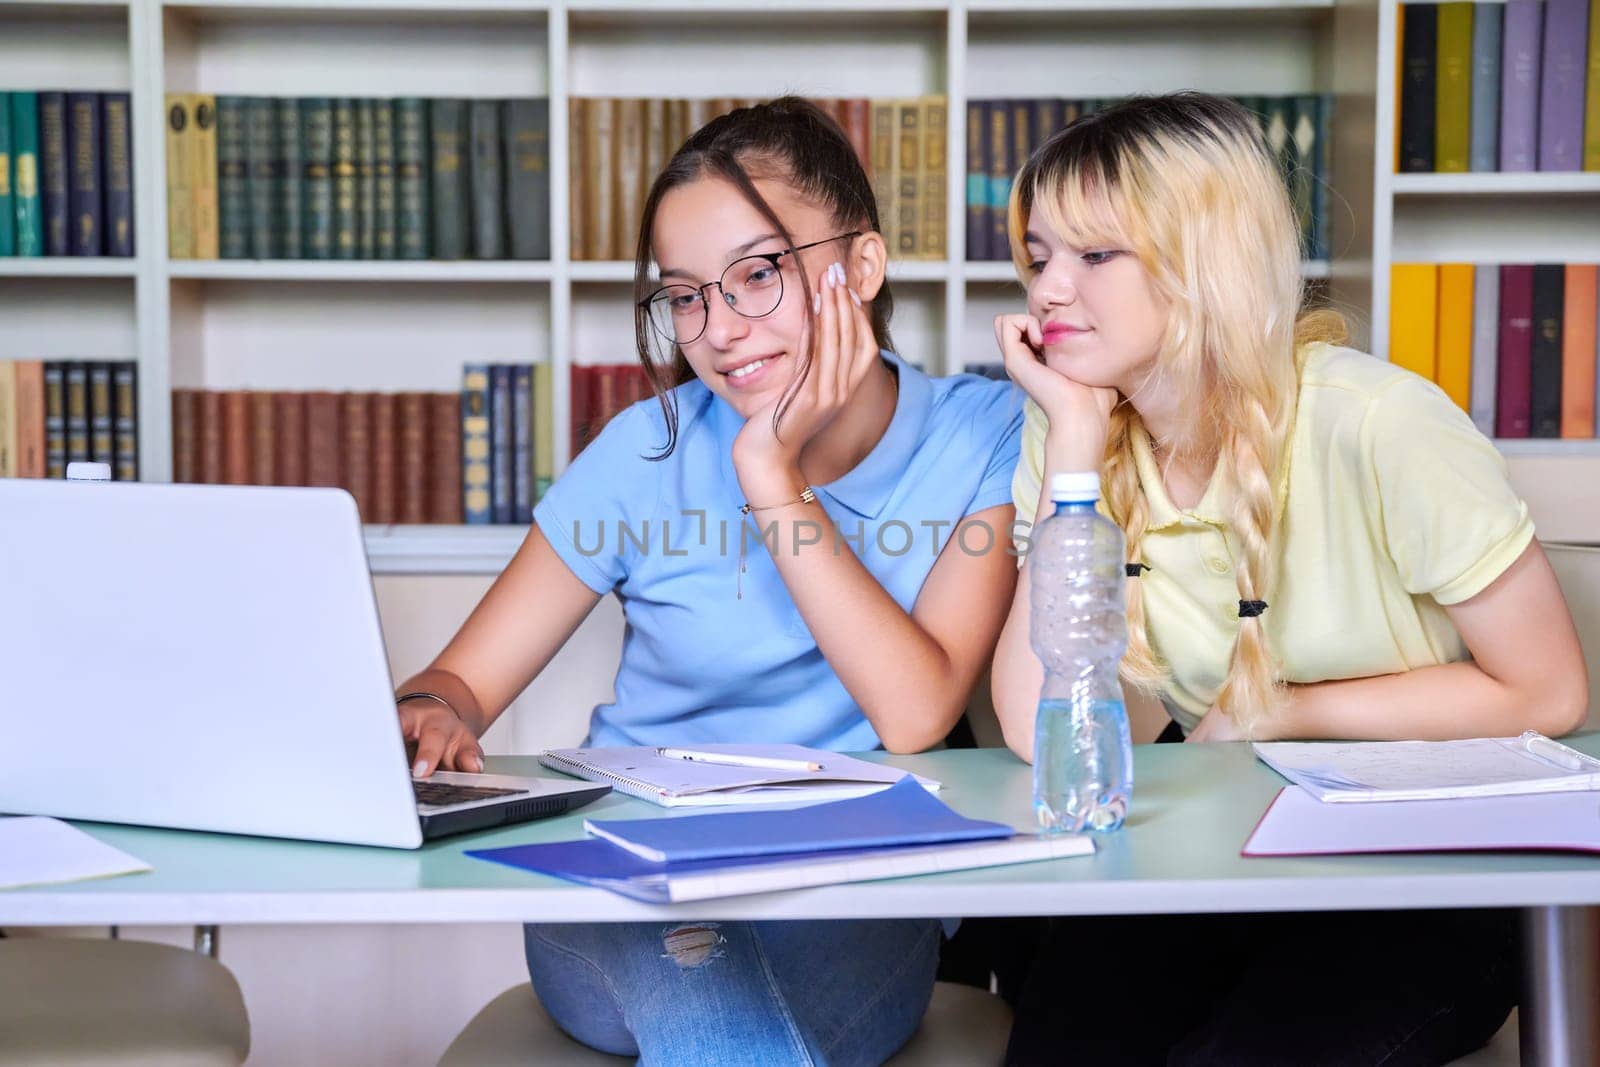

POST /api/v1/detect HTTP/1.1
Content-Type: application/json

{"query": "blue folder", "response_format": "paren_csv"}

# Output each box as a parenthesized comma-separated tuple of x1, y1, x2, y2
(582, 777, 1014, 862)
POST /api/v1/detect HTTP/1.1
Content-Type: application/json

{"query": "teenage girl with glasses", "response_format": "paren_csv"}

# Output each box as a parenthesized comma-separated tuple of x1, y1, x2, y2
(393, 97, 1025, 1063)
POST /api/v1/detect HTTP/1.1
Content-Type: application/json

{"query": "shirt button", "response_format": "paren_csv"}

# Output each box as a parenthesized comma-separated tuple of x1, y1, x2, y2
(1206, 557, 1230, 575)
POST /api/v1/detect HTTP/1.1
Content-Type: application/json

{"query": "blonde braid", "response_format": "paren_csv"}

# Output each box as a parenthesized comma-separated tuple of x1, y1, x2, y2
(1101, 405, 1167, 692)
(1213, 391, 1290, 732)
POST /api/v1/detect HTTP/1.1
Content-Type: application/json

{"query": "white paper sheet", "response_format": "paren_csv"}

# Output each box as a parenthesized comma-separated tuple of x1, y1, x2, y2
(0, 817, 152, 890)
(1244, 786, 1600, 857)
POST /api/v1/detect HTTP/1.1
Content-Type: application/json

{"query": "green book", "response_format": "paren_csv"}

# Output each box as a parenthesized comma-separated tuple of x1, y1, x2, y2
(245, 97, 276, 258)
(1435, 1, 1475, 173)
(216, 96, 250, 259)
(469, 99, 504, 259)
(503, 98, 549, 260)
(276, 98, 303, 259)
(1288, 95, 1320, 259)
(332, 98, 357, 259)
(429, 99, 468, 260)
(394, 98, 429, 259)
(373, 98, 396, 260)
(355, 98, 377, 259)
(10, 92, 43, 257)
(300, 98, 333, 260)
(0, 92, 14, 255)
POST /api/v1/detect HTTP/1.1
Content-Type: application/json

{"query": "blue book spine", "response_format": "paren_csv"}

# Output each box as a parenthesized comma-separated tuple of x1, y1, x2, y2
(489, 364, 514, 524)
(38, 92, 68, 256)
(511, 363, 534, 525)
(102, 93, 134, 256)
(1469, 2, 1503, 171)
(67, 92, 103, 256)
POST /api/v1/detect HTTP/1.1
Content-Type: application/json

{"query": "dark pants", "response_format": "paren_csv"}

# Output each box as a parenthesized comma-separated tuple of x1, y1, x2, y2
(942, 721, 1520, 1066)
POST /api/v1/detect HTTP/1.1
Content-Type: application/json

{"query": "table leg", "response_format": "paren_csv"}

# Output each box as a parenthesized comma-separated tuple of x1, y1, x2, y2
(1520, 906, 1600, 1066)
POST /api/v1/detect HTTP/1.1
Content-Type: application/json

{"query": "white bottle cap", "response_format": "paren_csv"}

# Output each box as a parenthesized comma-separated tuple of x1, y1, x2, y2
(1048, 472, 1100, 503)
(65, 462, 113, 482)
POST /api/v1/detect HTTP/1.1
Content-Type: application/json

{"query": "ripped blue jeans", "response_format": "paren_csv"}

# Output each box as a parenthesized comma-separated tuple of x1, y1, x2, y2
(523, 918, 941, 1065)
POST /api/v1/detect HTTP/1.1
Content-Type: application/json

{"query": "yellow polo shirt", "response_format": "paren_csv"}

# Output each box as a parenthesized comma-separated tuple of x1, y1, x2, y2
(1013, 343, 1535, 729)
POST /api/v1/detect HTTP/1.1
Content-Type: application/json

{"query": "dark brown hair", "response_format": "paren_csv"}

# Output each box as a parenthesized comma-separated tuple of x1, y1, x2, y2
(632, 95, 894, 458)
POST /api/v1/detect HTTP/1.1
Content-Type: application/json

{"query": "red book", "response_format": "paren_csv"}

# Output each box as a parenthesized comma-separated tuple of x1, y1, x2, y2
(429, 391, 463, 524)
(275, 392, 307, 486)
(221, 392, 253, 485)
(341, 392, 374, 520)
(1495, 265, 1535, 439)
(250, 391, 277, 486)
(304, 391, 342, 488)
(396, 391, 429, 524)
(842, 98, 872, 177)
(171, 389, 199, 484)
(570, 364, 595, 456)
(369, 392, 398, 525)
(198, 391, 226, 485)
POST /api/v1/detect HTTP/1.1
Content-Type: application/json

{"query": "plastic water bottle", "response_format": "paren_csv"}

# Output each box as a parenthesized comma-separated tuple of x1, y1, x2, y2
(1030, 471, 1132, 833)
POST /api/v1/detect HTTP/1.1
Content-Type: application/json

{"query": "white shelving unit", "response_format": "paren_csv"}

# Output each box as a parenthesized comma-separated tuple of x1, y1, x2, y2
(5, 0, 1592, 572)
(1364, 0, 1600, 459)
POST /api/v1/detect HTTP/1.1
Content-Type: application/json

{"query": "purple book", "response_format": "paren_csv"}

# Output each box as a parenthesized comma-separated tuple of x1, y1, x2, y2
(1496, 265, 1535, 438)
(1499, 0, 1544, 172)
(1537, 0, 1590, 169)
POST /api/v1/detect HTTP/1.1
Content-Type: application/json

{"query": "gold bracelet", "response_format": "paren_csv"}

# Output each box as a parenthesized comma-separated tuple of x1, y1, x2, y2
(396, 691, 463, 723)
(740, 486, 817, 515)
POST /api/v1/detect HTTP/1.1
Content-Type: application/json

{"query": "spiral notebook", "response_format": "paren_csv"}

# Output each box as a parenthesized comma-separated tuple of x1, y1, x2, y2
(537, 744, 939, 808)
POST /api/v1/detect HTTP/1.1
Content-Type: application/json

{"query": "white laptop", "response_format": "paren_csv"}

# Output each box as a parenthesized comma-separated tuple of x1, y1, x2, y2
(0, 478, 608, 848)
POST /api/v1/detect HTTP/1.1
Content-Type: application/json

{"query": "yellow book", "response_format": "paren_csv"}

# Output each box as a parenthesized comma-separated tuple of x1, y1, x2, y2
(532, 361, 553, 499)
(920, 96, 947, 260)
(164, 94, 194, 259)
(1390, 263, 1439, 380)
(1435, 2, 1474, 173)
(190, 95, 219, 259)
(1586, 0, 1600, 169)
(0, 361, 15, 479)
(1435, 263, 1475, 409)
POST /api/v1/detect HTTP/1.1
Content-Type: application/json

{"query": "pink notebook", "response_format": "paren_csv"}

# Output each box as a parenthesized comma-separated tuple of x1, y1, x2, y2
(1244, 787, 1600, 858)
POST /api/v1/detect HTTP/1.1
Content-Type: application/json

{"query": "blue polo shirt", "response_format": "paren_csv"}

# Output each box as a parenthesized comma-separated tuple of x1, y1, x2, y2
(533, 352, 1024, 751)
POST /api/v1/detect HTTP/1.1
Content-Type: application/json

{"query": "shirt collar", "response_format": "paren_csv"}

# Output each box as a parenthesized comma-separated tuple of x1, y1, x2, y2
(1129, 363, 1303, 534)
(711, 350, 931, 520)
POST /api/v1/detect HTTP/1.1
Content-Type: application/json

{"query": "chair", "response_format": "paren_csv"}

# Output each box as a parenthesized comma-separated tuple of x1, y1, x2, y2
(0, 931, 251, 1066)
(439, 980, 1012, 1066)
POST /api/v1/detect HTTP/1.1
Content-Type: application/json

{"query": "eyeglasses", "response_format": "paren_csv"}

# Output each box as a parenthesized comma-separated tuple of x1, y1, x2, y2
(639, 232, 862, 347)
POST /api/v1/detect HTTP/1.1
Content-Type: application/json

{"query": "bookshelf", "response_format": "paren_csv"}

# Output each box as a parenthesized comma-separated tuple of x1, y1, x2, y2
(4, 0, 1593, 574)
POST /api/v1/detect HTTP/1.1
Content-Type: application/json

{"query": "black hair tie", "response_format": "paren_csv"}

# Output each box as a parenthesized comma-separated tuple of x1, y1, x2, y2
(1125, 563, 1151, 577)
(1238, 600, 1268, 618)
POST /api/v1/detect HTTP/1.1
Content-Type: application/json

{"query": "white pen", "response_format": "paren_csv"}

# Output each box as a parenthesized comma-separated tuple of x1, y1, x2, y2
(655, 748, 825, 772)
(1521, 731, 1596, 773)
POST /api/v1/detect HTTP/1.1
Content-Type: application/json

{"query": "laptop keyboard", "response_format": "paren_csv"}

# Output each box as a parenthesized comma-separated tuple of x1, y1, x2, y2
(412, 781, 525, 807)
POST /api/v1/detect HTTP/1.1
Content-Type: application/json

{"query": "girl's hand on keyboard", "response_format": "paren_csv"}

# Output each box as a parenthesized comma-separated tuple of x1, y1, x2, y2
(399, 700, 484, 778)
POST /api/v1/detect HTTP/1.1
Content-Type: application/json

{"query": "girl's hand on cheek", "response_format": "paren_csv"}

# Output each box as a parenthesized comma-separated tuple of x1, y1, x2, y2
(732, 261, 876, 496)
(994, 313, 1117, 471)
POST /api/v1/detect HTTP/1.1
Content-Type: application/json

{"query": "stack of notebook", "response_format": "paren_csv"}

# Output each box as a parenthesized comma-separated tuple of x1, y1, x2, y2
(468, 777, 1094, 903)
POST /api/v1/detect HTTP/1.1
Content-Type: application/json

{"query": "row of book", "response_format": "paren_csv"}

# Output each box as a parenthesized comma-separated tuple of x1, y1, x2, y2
(570, 362, 653, 457)
(1397, 0, 1600, 173)
(1390, 261, 1598, 439)
(0, 92, 136, 258)
(0, 361, 138, 480)
(170, 389, 467, 525)
(164, 95, 550, 261)
(967, 95, 1332, 262)
(569, 97, 947, 262)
